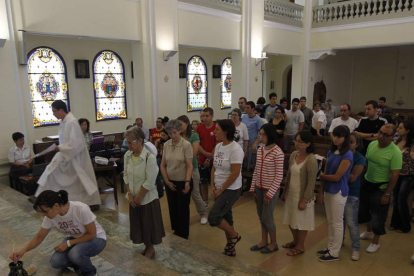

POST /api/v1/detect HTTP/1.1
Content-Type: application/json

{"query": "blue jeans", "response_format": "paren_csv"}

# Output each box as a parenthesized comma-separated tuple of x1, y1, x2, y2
(50, 237, 106, 276)
(358, 179, 390, 236)
(391, 175, 413, 233)
(343, 196, 360, 251)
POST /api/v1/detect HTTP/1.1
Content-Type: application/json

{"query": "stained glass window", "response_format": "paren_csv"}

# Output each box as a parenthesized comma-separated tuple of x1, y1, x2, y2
(187, 55, 207, 112)
(27, 47, 70, 127)
(93, 50, 127, 121)
(220, 57, 232, 109)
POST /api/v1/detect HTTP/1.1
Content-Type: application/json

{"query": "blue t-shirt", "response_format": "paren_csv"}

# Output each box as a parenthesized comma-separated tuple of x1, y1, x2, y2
(324, 150, 353, 197)
(241, 114, 263, 147)
(348, 151, 366, 198)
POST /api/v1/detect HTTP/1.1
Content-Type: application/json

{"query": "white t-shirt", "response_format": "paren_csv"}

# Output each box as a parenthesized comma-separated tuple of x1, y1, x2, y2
(328, 117, 359, 133)
(286, 109, 305, 136)
(213, 141, 244, 190)
(312, 110, 327, 130)
(234, 122, 249, 149)
(42, 201, 106, 240)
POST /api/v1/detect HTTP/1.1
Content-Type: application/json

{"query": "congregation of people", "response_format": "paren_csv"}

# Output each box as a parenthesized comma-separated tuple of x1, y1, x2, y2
(8, 94, 414, 274)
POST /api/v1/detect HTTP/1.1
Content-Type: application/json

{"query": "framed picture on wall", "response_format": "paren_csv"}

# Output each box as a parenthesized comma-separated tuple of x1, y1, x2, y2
(74, 60, 90, 79)
(212, 65, 221, 78)
(179, 63, 186, 78)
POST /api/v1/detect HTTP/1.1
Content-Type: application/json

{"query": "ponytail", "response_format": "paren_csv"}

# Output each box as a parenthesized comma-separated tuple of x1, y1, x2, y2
(33, 190, 69, 212)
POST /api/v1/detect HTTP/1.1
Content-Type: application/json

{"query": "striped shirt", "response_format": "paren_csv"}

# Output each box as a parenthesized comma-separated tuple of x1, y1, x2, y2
(249, 145, 284, 199)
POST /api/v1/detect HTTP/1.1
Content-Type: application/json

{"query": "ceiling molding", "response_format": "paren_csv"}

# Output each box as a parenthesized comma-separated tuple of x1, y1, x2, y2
(311, 16, 414, 33)
(264, 20, 303, 33)
(178, 2, 242, 22)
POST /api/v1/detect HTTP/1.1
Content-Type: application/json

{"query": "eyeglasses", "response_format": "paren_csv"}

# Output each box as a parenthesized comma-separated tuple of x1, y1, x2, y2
(378, 130, 393, 138)
(126, 139, 139, 145)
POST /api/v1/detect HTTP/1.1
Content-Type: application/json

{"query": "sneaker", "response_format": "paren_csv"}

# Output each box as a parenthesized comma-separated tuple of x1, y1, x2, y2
(360, 231, 373, 240)
(366, 243, 380, 253)
(319, 253, 339, 262)
(204, 201, 209, 209)
(200, 217, 208, 225)
(351, 250, 360, 261)
(316, 248, 330, 256)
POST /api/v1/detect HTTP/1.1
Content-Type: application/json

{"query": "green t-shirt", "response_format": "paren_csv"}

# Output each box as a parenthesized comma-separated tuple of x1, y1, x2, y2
(188, 133, 200, 168)
(365, 140, 402, 189)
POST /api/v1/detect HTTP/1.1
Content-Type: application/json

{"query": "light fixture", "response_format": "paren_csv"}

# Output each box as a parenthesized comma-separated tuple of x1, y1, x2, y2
(255, 52, 268, 66)
(163, 50, 178, 61)
(0, 38, 6, 48)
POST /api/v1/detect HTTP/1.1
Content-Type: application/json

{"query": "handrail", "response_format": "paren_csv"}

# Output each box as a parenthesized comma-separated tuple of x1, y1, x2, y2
(313, 0, 414, 25)
(265, 0, 304, 22)
(212, 0, 242, 6)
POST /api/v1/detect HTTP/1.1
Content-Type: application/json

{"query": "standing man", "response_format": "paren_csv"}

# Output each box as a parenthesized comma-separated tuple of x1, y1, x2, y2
(355, 100, 387, 155)
(149, 117, 164, 143)
(197, 107, 218, 208)
(311, 102, 328, 137)
(280, 97, 288, 110)
(285, 98, 304, 140)
(135, 118, 149, 140)
(242, 101, 264, 150)
(238, 97, 247, 115)
(262, 93, 286, 122)
(325, 99, 340, 132)
(359, 124, 402, 253)
(300, 96, 313, 131)
(36, 100, 101, 208)
(377, 96, 391, 117)
(329, 104, 359, 138)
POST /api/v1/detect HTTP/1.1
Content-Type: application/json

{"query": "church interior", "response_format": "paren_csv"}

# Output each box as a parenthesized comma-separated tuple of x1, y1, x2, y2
(1, 0, 414, 275)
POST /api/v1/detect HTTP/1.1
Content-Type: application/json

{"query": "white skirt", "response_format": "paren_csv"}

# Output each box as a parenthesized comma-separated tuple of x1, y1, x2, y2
(282, 192, 315, 231)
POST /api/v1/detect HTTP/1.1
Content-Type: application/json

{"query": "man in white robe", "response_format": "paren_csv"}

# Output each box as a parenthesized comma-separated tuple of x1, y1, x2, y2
(36, 100, 101, 207)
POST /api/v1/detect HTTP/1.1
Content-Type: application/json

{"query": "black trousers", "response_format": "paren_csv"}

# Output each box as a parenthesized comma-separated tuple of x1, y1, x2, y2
(165, 180, 193, 239)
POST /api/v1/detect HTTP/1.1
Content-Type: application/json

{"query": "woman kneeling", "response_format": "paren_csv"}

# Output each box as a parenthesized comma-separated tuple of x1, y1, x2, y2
(10, 190, 106, 276)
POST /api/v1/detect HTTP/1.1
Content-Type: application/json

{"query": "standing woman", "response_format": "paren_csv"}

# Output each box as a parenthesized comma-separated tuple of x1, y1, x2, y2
(161, 120, 193, 239)
(281, 131, 317, 256)
(79, 118, 93, 150)
(271, 107, 286, 150)
(317, 125, 353, 262)
(343, 133, 366, 261)
(10, 190, 106, 276)
(231, 108, 249, 154)
(390, 120, 414, 233)
(249, 124, 284, 254)
(208, 119, 244, 257)
(123, 127, 165, 259)
(178, 115, 207, 225)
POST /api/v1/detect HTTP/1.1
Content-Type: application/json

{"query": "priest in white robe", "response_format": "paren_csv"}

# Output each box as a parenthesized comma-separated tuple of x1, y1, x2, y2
(36, 100, 101, 206)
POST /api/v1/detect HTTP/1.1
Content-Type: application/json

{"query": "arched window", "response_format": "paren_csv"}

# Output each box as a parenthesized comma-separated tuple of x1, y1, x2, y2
(187, 55, 207, 112)
(93, 50, 127, 121)
(220, 57, 232, 109)
(27, 47, 70, 127)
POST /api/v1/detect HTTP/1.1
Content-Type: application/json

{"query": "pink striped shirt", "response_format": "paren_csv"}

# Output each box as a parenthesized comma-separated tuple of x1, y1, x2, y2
(249, 145, 284, 199)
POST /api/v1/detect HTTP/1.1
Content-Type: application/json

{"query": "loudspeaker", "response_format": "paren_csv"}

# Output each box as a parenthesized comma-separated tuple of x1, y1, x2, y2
(17, 30, 27, 65)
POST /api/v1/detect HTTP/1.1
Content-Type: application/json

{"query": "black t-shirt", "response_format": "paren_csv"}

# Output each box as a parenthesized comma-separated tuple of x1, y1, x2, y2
(355, 117, 387, 155)
(272, 119, 286, 139)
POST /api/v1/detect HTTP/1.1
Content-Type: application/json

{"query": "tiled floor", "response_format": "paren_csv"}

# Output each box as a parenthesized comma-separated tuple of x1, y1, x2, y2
(1, 177, 413, 276)
(100, 178, 414, 276)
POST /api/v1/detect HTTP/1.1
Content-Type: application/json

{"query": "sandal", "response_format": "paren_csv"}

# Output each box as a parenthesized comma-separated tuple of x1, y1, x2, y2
(223, 234, 242, 257)
(282, 242, 297, 249)
(287, 248, 305, 256)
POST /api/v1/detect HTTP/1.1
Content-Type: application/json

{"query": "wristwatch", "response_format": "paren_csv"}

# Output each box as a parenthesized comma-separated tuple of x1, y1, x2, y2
(371, 133, 374, 138)
(67, 240, 72, 247)
(385, 193, 391, 197)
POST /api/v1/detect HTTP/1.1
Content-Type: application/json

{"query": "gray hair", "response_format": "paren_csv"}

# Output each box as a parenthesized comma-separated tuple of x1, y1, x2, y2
(165, 119, 181, 133)
(124, 126, 145, 144)
(231, 108, 241, 118)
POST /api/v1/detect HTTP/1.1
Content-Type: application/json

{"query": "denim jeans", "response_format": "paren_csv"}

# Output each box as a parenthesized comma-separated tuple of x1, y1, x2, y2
(358, 179, 390, 236)
(50, 237, 106, 276)
(343, 196, 360, 251)
(391, 175, 414, 233)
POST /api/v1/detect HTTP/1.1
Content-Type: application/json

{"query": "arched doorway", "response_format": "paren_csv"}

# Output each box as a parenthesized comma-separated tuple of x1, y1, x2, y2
(282, 65, 292, 110)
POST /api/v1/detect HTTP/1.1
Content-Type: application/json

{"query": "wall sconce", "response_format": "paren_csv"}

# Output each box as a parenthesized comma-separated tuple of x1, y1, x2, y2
(0, 38, 6, 48)
(255, 52, 268, 66)
(163, 50, 178, 61)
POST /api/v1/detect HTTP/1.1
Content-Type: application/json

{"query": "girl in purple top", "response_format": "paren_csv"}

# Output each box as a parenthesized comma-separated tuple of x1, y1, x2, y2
(317, 125, 353, 262)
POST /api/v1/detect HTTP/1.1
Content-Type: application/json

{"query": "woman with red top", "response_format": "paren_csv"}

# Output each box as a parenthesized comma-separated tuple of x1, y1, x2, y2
(249, 123, 284, 254)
